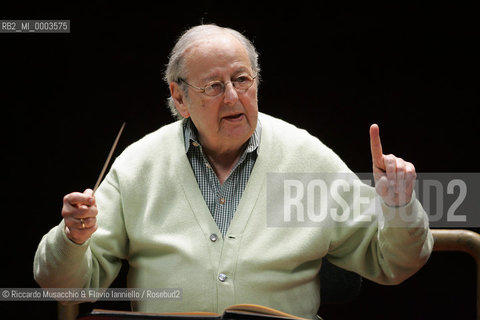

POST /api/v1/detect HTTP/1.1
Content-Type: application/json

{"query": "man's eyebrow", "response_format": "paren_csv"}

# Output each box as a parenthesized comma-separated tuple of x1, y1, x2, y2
(200, 67, 251, 82)
(200, 74, 220, 82)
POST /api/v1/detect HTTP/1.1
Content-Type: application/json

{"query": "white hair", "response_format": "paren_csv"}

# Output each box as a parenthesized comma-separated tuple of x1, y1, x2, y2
(164, 24, 261, 119)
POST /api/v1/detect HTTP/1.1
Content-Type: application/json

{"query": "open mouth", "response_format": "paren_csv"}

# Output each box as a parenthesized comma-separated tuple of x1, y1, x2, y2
(223, 113, 244, 121)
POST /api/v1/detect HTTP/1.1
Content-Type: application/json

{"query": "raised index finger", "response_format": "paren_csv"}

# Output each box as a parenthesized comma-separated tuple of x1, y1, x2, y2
(369, 124, 385, 169)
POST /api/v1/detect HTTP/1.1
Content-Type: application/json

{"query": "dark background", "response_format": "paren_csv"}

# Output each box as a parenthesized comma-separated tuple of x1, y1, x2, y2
(1, 2, 479, 319)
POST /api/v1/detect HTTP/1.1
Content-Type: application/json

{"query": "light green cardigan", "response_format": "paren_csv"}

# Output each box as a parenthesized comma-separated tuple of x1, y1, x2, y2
(34, 113, 433, 318)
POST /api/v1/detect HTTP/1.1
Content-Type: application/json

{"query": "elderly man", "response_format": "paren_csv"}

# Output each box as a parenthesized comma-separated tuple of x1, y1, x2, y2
(34, 24, 433, 319)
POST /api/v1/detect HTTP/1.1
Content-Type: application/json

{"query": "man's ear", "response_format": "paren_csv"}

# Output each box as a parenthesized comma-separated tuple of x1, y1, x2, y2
(170, 82, 190, 118)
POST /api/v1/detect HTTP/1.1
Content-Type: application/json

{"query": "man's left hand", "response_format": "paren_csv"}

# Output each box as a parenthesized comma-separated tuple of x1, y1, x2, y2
(369, 124, 416, 206)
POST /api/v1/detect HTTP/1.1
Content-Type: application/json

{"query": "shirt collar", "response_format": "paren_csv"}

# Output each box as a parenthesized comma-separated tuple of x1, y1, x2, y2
(183, 117, 262, 154)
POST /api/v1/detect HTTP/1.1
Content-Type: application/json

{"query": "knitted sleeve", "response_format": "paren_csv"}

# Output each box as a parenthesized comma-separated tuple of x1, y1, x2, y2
(33, 166, 128, 291)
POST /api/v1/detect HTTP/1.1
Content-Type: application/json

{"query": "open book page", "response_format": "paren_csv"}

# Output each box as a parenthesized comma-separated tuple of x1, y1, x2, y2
(81, 309, 222, 320)
(79, 304, 308, 320)
(224, 304, 308, 320)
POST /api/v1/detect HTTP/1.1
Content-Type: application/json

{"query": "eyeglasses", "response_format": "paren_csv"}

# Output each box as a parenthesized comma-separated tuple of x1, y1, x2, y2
(179, 74, 257, 97)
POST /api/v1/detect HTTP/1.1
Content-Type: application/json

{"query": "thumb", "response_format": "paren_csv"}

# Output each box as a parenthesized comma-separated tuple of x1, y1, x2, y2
(83, 189, 95, 205)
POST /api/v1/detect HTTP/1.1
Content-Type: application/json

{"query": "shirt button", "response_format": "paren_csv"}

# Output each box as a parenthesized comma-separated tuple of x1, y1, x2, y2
(219, 197, 225, 204)
(218, 273, 227, 282)
(209, 234, 218, 242)
(192, 141, 199, 147)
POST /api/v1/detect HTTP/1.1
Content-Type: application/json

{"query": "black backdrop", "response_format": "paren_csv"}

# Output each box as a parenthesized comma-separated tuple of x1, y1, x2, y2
(1, 2, 479, 319)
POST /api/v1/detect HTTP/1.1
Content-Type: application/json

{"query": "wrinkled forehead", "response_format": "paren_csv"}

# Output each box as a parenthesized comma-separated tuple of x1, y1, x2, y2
(183, 34, 252, 79)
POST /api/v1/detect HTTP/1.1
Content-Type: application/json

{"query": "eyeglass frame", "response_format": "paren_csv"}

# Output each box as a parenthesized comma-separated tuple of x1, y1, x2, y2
(178, 74, 257, 97)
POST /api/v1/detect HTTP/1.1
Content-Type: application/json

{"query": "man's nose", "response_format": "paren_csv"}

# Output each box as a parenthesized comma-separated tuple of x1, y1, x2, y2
(223, 82, 239, 105)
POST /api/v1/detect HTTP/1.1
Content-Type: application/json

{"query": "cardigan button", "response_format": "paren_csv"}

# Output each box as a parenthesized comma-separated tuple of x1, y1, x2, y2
(218, 273, 227, 282)
(209, 234, 218, 242)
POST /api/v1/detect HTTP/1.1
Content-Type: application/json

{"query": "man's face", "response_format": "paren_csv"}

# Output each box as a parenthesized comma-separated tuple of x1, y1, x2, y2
(173, 34, 258, 153)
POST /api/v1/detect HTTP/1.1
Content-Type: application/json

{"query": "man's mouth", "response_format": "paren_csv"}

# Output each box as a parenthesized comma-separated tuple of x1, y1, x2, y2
(223, 113, 244, 121)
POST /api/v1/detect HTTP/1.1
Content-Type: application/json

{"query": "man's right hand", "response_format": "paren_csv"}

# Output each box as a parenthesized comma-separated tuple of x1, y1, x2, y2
(62, 189, 98, 245)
